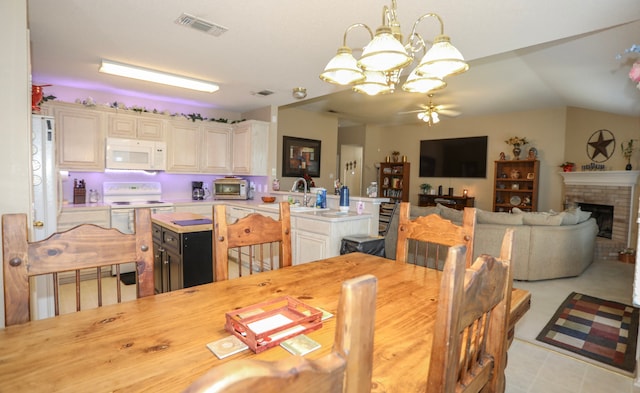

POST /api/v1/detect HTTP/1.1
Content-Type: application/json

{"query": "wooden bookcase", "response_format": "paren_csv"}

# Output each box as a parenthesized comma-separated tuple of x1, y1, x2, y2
(493, 159, 540, 212)
(379, 162, 410, 203)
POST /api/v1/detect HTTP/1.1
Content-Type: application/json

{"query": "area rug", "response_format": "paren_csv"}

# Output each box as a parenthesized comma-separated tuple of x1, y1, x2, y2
(119, 272, 136, 286)
(536, 292, 639, 373)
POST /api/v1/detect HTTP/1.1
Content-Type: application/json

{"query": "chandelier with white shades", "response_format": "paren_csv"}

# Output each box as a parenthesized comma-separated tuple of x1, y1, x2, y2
(319, 0, 469, 96)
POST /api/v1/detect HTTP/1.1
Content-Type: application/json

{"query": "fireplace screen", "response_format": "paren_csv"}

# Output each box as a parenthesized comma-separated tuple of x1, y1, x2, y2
(577, 202, 613, 239)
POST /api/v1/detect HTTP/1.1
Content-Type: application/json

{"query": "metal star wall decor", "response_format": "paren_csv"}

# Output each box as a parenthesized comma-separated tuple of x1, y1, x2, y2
(586, 129, 615, 162)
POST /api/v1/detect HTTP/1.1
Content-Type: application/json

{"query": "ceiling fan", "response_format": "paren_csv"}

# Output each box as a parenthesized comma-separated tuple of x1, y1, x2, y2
(398, 95, 461, 126)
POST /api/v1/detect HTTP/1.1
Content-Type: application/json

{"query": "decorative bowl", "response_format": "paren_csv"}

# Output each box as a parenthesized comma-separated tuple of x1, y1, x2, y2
(261, 196, 276, 203)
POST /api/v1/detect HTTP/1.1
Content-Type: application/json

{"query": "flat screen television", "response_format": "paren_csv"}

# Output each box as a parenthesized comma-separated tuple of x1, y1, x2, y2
(419, 136, 488, 178)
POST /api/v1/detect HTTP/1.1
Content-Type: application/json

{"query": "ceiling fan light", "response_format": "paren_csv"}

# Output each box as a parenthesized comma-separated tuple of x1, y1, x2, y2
(352, 70, 391, 95)
(319, 47, 366, 85)
(417, 112, 426, 120)
(415, 35, 469, 78)
(431, 112, 440, 123)
(402, 68, 446, 93)
(358, 26, 412, 72)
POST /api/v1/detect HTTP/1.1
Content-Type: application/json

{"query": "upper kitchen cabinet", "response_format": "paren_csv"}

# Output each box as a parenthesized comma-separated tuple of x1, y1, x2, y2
(107, 112, 164, 141)
(166, 120, 201, 172)
(231, 120, 269, 175)
(43, 102, 105, 171)
(201, 123, 232, 173)
(166, 119, 233, 174)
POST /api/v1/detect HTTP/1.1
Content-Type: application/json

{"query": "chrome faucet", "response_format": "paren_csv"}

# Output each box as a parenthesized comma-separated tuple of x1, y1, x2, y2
(291, 178, 309, 206)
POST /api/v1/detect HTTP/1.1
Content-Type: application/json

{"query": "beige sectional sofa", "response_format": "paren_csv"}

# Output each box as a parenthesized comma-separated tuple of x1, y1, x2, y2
(385, 204, 598, 281)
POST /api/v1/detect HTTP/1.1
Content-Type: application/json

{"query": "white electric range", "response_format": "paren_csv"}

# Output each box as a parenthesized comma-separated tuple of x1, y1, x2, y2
(103, 182, 174, 274)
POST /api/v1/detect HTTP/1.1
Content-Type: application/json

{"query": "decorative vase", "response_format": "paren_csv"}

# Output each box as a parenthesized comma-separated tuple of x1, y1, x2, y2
(512, 144, 521, 160)
(626, 161, 632, 170)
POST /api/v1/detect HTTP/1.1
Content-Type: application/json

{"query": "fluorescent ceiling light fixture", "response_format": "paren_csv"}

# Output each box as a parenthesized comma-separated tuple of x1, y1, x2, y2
(99, 59, 219, 93)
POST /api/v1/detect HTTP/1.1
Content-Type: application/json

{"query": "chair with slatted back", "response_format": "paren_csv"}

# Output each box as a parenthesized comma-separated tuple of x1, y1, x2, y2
(213, 202, 292, 282)
(395, 202, 476, 268)
(426, 228, 514, 393)
(183, 274, 377, 393)
(2, 208, 154, 326)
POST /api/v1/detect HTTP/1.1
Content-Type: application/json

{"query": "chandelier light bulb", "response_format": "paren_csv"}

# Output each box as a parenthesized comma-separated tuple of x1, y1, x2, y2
(358, 26, 412, 72)
(319, 47, 366, 85)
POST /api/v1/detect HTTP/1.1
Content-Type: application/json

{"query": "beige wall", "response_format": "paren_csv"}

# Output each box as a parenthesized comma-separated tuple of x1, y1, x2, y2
(1, 0, 30, 328)
(370, 107, 568, 211)
(279, 105, 640, 216)
(277, 107, 338, 191)
(565, 106, 640, 170)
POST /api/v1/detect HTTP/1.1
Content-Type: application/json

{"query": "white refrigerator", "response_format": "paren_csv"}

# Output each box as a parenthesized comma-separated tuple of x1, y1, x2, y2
(31, 115, 58, 319)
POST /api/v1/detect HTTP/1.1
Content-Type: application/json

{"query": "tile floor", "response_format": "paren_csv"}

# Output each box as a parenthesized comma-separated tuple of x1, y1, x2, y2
(507, 259, 638, 392)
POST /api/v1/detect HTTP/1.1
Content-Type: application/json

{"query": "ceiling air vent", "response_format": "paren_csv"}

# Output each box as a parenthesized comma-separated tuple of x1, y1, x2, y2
(253, 90, 275, 97)
(175, 13, 228, 37)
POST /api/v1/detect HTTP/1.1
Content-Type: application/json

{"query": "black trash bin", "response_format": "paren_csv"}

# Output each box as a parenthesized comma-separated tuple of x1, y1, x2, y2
(340, 235, 385, 257)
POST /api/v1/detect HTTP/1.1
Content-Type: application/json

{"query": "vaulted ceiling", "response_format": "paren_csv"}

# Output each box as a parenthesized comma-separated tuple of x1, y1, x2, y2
(28, 1, 640, 126)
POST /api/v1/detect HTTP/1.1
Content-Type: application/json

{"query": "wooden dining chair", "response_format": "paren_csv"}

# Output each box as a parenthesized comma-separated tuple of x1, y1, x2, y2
(426, 228, 514, 393)
(213, 202, 292, 282)
(2, 208, 154, 326)
(395, 202, 476, 268)
(183, 274, 377, 393)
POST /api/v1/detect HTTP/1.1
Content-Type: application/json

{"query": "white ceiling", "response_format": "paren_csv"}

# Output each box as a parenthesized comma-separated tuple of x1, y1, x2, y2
(28, 0, 640, 126)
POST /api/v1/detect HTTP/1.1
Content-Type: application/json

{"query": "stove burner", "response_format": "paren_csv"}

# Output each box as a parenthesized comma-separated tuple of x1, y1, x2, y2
(112, 201, 131, 205)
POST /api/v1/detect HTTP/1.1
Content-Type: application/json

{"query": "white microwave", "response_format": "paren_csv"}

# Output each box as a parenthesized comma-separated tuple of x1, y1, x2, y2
(106, 138, 166, 170)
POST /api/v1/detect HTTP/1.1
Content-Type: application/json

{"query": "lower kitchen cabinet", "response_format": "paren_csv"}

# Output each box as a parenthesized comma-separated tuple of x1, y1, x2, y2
(58, 207, 110, 231)
(152, 223, 212, 293)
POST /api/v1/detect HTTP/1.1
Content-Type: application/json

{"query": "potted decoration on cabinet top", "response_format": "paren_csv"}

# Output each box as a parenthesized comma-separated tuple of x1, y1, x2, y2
(505, 136, 529, 160)
(621, 139, 637, 170)
(420, 183, 432, 195)
(559, 161, 575, 172)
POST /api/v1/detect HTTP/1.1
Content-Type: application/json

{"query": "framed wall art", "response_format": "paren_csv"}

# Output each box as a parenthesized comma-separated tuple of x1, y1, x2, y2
(282, 136, 321, 177)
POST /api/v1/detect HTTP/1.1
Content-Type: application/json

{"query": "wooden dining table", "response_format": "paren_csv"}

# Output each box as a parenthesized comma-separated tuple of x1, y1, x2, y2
(0, 252, 530, 392)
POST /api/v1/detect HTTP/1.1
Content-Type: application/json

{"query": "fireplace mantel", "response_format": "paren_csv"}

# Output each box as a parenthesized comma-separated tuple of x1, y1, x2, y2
(559, 170, 640, 186)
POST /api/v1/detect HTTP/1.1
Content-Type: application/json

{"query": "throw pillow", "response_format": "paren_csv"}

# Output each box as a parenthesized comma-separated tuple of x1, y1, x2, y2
(410, 205, 440, 219)
(437, 203, 463, 222)
(476, 208, 524, 225)
(562, 206, 592, 224)
(512, 207, 563, 226)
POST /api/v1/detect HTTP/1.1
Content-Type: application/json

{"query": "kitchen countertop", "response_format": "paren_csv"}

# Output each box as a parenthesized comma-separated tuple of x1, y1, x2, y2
(62, 195, 381, 224)
(61, 202, 110, 211)
(152, 212, 213, 233)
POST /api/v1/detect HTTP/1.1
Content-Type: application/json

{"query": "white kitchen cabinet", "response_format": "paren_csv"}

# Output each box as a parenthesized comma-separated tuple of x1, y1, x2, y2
(107, 112, 164, 141)
(201, 123, 232, 173)
(57, 207, 111, 231)
(46, 103, 105, 171)
(166, 120, 201, 172)
(225, 206, 254, 223)
(173, 202, 215, 218)
(167, 119, 233, 174)
(292, 215, 370, 265)
(231, 120, 269, 175)
(294, 229, 330, 265)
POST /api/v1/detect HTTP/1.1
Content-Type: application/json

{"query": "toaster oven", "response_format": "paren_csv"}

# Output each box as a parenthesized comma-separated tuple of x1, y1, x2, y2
(213, 178, 248, 200)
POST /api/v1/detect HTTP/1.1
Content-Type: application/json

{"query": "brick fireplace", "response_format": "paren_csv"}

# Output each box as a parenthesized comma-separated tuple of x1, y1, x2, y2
(560, 171, 640, 261)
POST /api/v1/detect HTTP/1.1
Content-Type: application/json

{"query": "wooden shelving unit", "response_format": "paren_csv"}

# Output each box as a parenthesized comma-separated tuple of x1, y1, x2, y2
(379, 162, 410, 203)
(493, 159, 540, 212)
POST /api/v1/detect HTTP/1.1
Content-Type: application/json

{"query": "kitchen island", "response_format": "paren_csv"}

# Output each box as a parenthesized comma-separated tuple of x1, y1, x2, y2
(151, 212, 213, 293)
